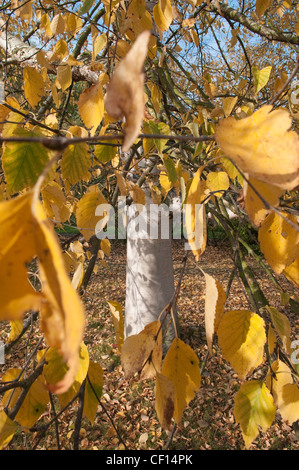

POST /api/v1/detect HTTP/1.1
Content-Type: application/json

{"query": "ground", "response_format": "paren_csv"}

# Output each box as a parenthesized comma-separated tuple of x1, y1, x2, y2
(1, 240, 299, 450)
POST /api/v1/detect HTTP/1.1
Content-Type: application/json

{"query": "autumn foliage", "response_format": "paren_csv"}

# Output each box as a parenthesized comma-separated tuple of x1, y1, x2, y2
(0, 0, 298, 451)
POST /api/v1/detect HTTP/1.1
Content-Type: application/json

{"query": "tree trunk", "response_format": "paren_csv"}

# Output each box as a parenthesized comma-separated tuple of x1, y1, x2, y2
(124, 193, 177, 351)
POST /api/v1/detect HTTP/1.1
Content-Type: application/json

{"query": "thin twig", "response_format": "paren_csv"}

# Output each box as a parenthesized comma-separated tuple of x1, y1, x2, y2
(224, 157, 299, 233)
(86, 374, 128, 450)
(73, 379, 86, 450)
(31, 392, 80, 450)
(49, 392, 61, 450)
(270, 54, 299, 106)
(0, 132, 215, 148)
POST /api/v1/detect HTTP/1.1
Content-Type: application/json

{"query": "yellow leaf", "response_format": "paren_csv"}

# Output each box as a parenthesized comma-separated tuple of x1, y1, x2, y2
(71, 262, 84, 291)
(215, 105, 299, 190)
(161, 338, 201, 424)
(78, 82, 104, 135)
(54, 39, 68, 60)
(0, 193, 42, 321)
(15, 376, 49, 428)
(184, 168, 208, 261)
(220, 157, 243, 184)
(83, 361, 104, 425)
(121, 320, 162, 379)
(114, 170, 127, 196)
(43, 343, 89, 403)
(202, 271, 226, 354)
(126, 181, 145, 205)
(61, 141, 91, 186)
(151, 83, 162, 114)
(1, 369, 22, 409)
(258, 211, 299, 275)
(75, 187, 109, 242)
(0, 187, 84, 391)
(92, 33, 107, 61)
(283, 256, 299, 288)
(33, 200, 85, 394)
(266, 359, 292, 401)
(252, 66, 272, 94)
(51, 83, 61, 108)
(94, 142, 117, 163)
(153, 0, 173, 32)
(150, 184, 162, 205)
(40, 13, 52, 38)
(223, 96, 238, 117)
(62, 250, 79, 273)
(217, 310, 266, 379)
(204, 80, 216, 99)
(159, 171, 174, 196)
(41, 181, 70, 224)
(243, 177, 283, 227)
(104, 30, 151, 152)
(155, 372, 175, 430)
(24, 66, 45, 108)
(0, 411, 18, 450)
(256, 0, 273, 17)
(266, 359, 299, 424)
(274, 71, 288, 95)
(101, 238, 111, 256)
(279, 384, 299, 424)
(65, 12, 83, 36)
(267, 324, 277, 355)
(266, 306, 292, 354)
(51, 14, 65, 36)
(107, 301, 125, 352)
(56, 64, 72, 92)
(7, 320, 23, 343)
(206, 171, 229, 197)
(19, 0, 33, 20)
(234, 380, 276, 449)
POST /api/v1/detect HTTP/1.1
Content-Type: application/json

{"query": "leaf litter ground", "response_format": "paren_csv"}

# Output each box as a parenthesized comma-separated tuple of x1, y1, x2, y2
(1, 240, 299, 450)
(80, 240, 299, 451)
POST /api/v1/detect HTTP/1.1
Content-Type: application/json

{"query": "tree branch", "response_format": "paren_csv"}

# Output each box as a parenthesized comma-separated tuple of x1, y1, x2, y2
(209, 2, 299, 45)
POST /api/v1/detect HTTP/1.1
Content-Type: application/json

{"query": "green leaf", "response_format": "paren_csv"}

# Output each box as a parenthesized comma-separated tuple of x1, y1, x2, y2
(143, 121, 170, 154)
(61, 142, 91, 186)
(2, 128, 50, 195)
(162, 155, 177, 185)
(79, 0, 95, 14)
(94, 143, 117, 164)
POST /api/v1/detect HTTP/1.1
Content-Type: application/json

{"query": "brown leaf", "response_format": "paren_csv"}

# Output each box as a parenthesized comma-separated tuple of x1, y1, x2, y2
(155, 372, 175, 430)
(121, 320, 162, 379)
(104, 30, 151, 152)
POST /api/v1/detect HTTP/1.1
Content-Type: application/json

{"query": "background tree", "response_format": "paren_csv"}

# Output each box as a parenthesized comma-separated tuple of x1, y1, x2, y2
(0, 0, 298, 450)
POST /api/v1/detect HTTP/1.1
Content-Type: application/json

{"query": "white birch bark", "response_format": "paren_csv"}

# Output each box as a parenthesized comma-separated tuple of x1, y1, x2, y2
(124, 190, 177, 349)
(0, 29, 99, 84)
